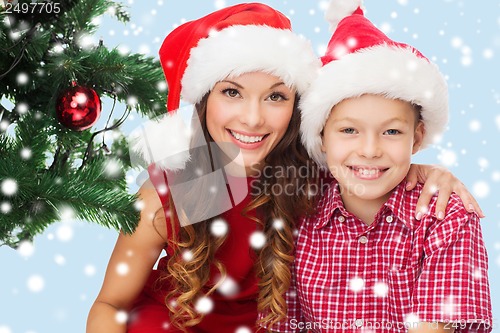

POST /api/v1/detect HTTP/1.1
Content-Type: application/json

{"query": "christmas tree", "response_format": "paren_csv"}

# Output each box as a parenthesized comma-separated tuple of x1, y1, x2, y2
(0, 0, 166, 248)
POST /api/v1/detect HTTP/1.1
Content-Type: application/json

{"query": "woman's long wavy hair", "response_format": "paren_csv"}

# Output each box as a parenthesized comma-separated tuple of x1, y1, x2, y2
(157, 92, 318, 331)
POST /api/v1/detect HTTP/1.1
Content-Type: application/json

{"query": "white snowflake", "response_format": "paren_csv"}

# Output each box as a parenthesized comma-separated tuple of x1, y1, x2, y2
(483, 49, 494, 59)
(17, 241, 35, 258)
(116, 262, 130, 276)
(217, 276, 239, 297)
(211, 218, 228, 237)
(273, 218, 284, 230)
(249, 231, 266, 249)
(349, 277, 365, 292)
(469, 119, 481, 132)
(182, 250, 193, 262)
(104, 159, 122, 177)
(0, 326, 12, 333)
(56, 224, 74, 242)
(373, 282, 389, 297)
(195, 296, 214, 314)
(1, 178, 18, 196)
(472, 181, 490, 199)
(1, 202, 12, 214)
(115, 310, 128, 324)
(214, 0, 225, 9)
(492, 171, 500, 182)
(17, 72, 29, 85)
(236, 327, 252, 333)
(27, 274, 45, 293)
(478, 158, 489, 170)
(439, 149, 457, 167)
(20, 147, 32, 160)
(54, 254, 66, 266)
(495, 115, 500, 130)
(84, 264, 97, 277)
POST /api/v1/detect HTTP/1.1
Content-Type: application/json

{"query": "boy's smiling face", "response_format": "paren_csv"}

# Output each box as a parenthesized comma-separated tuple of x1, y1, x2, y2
(322, 94, 425, 207)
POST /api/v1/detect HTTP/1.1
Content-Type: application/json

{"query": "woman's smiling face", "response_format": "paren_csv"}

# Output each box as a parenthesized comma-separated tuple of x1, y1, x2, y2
(206, 71, 296, 175)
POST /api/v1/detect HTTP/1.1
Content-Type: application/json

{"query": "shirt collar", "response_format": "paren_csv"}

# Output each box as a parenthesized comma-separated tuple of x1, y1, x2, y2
(312, 180, 346, 229)
(312, 180, 416, 230)
(383, 180, 419, 230)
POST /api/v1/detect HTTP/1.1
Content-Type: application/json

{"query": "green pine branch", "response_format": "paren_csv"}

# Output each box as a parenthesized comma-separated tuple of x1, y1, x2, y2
(0, 0, 168, 248)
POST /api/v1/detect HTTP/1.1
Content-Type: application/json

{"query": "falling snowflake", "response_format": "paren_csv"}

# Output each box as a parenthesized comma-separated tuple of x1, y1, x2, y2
(20, 147, 32, 160)
(104, 159, 122, 178)
(492, 171, 500, 182)
(211, 218, 228, 237)
(0, 326, 12, 333)
(54, 254, 66, 266)
(182, 250, 193, 262)
(373, 282, 389, 297)
(496, 115, 500, 130)
(16, 72, 29, 85)
(439, 149, 457, 167)
(478, 158, 489, 170)
(441, 296, 456, 316)
(27, 275, 45, 293)
(1, 202, 12, 214)
(17, 241, 35, 258)
(273, 218, 284, 230)
(236, 327, 252, 333)
(115, 311, 128, 324)
(214, 0, 225, 9)
(116, 262, 130, 276)
(469, 120, 481, 132)
(195, 296, 214, 314)
(84, 265, 97, 277)
(249, 231, 266, 249)
(1, 178, 18, 196)
(349, 277, 365, 292)
(217, 276, 239, 297)
(472, 181, 490, 199)
(56, 224, 74, 242)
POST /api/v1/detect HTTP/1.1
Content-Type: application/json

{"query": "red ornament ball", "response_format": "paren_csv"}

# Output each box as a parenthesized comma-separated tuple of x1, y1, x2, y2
(56, 85, 102, 131)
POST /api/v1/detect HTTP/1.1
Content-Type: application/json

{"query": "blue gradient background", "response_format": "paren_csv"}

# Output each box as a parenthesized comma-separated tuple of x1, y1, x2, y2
(0, 1, 499, 332)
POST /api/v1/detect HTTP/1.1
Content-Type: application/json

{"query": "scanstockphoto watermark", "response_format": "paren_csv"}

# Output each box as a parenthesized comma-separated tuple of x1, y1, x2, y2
(289, 318, 495, 331)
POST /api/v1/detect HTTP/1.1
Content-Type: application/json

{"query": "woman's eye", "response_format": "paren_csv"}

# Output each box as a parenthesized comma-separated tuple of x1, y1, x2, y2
(268, 93, 287, 102)
(222, 89, 240, 98)
(342, 128, 356, 134)
(384, 129, 401, 135)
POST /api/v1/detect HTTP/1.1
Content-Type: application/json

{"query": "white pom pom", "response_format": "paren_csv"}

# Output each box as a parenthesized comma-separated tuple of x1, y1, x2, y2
(129, 110, 192, 171)
(325, 0, 363, 32)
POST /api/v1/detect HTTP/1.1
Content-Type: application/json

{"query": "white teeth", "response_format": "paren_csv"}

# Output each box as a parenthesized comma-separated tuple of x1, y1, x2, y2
(357, 168, 379, 176)
(230, 130, 264, 143)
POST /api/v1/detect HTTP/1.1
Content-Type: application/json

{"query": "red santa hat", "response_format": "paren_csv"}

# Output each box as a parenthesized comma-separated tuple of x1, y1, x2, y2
(131, 3, 319, 171)
(300, 0, 448, 168)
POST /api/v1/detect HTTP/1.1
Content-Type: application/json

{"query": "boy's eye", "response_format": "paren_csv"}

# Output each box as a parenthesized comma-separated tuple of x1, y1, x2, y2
(342, 128, 356, 134)
(267, 93, 287, 102)
(384, 129, 401, 135)
(222, 88, 240, 98)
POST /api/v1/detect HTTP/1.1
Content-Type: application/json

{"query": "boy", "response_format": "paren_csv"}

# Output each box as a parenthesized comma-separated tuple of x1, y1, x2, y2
(267, 1, 492, 332)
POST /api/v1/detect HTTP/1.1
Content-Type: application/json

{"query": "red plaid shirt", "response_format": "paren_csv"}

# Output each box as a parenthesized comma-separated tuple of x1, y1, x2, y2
(263, 180, 492, 333)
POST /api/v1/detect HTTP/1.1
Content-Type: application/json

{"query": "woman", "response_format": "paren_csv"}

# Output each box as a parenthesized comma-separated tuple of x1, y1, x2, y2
(86, 3, 482, 333)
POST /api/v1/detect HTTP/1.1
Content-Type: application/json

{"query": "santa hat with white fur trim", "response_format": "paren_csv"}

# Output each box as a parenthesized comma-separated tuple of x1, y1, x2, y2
(131, 3, 319, 171)
(300, 0, 448, 168)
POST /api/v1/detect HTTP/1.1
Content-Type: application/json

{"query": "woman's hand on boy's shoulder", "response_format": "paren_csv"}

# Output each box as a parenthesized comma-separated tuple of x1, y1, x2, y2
(406, 164, 484, 220)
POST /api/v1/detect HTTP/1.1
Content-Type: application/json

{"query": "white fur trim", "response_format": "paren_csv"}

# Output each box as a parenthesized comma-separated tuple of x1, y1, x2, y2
(129, 111, 192, 171)
(181, 25, 320, 104)
(325, 0, 363, 32)
(300, 45, 448, 168)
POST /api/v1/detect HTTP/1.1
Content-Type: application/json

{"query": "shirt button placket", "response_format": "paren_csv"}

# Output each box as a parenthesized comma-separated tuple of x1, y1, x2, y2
(358, 235, 368, 244)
